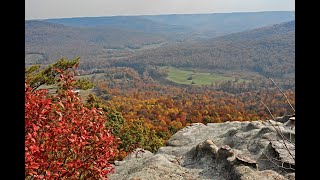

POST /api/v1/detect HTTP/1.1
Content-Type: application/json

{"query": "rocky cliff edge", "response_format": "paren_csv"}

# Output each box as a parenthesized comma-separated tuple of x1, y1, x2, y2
(109, 115, 295, 180)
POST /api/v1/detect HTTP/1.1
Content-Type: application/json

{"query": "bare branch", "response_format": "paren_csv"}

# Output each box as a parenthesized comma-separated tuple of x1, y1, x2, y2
(261, 152, 295, 171)
(260, 100, 295, 162)
(260, 100, 276, 120)
(268, 77, 295, 113)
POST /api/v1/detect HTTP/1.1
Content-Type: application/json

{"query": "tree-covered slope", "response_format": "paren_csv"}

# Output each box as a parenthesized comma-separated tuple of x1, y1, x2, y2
(25, 20, 167, 64)
(121, 20, 294, 79)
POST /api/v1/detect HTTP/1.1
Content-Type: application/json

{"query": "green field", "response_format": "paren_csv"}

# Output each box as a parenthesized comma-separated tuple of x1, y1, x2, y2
(165, 67, 248, 86)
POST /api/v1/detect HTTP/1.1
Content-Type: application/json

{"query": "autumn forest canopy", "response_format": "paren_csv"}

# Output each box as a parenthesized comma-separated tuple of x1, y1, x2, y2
(25, 11, 295, 179)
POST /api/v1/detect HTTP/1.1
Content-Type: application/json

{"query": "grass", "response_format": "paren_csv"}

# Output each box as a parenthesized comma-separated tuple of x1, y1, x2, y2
(165, 67, 249, 86)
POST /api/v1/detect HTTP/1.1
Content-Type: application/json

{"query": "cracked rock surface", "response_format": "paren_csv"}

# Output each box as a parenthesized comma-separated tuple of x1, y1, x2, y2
(108, 116, 295, 180)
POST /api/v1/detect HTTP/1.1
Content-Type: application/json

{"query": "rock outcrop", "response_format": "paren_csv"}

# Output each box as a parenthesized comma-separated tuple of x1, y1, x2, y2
(108, 116, 295, 180)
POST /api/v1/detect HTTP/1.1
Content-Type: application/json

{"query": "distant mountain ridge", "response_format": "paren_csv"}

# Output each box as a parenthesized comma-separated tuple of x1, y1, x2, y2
(43, 11, 294, 39)
(45, 16, 188, 33)
(208, 20, 295, 42)
(142, 11, 294, 38)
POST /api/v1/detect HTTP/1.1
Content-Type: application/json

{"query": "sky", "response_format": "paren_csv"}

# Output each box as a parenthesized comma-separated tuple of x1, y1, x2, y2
(25, 0, 295, 20)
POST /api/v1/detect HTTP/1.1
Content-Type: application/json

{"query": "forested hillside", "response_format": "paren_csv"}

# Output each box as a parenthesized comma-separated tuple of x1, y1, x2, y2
(113, 21, 295, 83)
(26, 12, 295, 83)
(25, 21, 167, 65)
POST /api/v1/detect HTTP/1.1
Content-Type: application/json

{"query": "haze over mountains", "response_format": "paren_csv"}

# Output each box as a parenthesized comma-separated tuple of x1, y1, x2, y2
(44, 11, 294, 39)
(25, 11, 295, 84)
(44, 11, 294, 40)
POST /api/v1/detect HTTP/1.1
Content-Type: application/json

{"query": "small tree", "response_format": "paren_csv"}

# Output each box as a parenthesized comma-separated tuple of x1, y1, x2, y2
(25, 57, 80, 91)
(25, 62, 118, 179)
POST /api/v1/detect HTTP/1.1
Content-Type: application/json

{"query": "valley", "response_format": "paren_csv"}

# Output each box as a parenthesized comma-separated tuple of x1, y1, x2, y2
(25, 11, 295, 161)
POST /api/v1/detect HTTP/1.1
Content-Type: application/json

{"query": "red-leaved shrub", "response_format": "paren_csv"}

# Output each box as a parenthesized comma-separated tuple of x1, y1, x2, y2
(25, 69, 118, 179)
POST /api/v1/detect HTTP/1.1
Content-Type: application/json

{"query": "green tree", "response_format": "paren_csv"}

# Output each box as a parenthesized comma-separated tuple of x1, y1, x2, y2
(26, 57, 80, 91)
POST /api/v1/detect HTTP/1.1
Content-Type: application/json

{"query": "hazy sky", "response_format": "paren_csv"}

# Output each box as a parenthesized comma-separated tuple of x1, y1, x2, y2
(25, 0, 295, 20)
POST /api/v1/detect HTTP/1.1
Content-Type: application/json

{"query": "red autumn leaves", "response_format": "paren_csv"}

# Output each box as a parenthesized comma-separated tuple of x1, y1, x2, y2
(25, 69, 118, 179)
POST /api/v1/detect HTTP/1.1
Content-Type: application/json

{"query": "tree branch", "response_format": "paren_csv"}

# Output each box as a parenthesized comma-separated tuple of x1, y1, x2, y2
(268, 77, 295, 113)
(260, 100, 295, 162)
